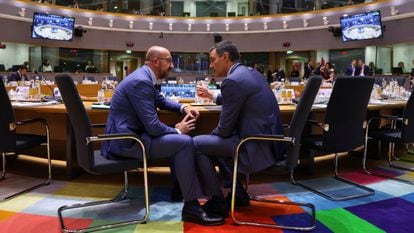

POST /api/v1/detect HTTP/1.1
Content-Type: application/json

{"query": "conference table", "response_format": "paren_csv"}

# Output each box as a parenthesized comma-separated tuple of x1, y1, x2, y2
(12, 99, 407, 179)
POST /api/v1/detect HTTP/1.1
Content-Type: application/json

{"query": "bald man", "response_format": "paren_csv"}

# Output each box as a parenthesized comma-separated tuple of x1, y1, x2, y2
(101, 46, 224, 225)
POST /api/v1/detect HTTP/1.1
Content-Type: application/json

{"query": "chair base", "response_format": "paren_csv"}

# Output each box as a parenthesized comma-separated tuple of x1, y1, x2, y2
(231, 194, 316, 231)
(58, 193, 148, 233)
(0, 175, 50, 201)
(296, 175, 375, 201)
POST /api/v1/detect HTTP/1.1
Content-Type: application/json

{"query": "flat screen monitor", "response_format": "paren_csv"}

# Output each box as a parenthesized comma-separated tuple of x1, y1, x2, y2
(391, 67, 403, 75)
(340, 11, 383, 42)
(160, 84, 196, 99)
(32, 12, 75, 41)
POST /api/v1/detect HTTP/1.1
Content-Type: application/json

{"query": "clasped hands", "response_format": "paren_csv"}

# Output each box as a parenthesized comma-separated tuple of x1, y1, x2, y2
(175, 106, 199, 134)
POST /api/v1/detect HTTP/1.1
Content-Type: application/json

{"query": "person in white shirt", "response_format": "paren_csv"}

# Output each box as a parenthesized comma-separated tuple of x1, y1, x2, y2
(42, 59, 53, 72)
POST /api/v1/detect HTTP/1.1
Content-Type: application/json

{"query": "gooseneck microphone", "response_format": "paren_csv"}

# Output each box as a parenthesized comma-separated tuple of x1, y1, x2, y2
(40, 75, 61, 102)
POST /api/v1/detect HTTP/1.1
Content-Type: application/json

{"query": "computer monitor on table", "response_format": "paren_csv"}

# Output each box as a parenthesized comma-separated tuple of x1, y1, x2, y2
(160, 83, 196, 99)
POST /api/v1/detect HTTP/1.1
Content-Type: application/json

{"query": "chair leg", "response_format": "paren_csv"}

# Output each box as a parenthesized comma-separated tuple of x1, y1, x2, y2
(58, 170, 150, 233)
(231, 157, 316, 231)
(297, 153, 375, 201)
(1, 152, 5, 179)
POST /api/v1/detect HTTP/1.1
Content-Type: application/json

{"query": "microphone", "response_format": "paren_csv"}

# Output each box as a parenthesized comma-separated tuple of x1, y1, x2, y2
(41, 77, 61, 102)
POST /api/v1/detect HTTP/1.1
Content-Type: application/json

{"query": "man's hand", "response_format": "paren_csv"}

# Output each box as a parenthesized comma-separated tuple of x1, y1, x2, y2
(183, 106, 200, 119)
(175, 114, 196, 134)
(196, 82, 214, 101)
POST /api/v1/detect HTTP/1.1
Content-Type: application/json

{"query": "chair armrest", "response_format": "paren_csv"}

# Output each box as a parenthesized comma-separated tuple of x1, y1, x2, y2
(239, 134, 294, 144)
(86, 133, 144, 145)
(368, 115, 408, 126)
(282, 124, 290, 129)
(16, 118, 47, 126)
(306, 120, 329, 132)
(91, 123, 106, 128)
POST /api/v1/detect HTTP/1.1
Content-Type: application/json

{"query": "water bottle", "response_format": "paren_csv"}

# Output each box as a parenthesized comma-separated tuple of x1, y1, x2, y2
(35, 76, 41, 100)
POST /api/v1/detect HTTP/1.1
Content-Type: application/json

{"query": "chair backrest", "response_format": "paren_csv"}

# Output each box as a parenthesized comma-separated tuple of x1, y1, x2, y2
(0, 80, 16, 152)
(322, 77, 374, 153)
(401, 90, 414, 142)
(55, 74, 94, 172)
(286, 76, 322, 170)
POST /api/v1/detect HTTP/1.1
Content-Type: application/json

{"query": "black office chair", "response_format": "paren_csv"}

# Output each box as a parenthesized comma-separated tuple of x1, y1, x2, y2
(363, 89, 414, 183)
(230, 76, 322, 231)
(0, 64, 5, 72)
(55, 74, 149, 232)
(0, 80, 51, 200)
(298, 77, 375, 201)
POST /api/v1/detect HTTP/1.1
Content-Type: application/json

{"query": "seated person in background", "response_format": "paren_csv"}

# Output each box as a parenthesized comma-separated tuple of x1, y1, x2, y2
(290, 65, 300, 80)
(100, 46, 224, 226)
(8, 65, 28, 82)
(345, 59, 357, 76)
(85, 61, 97, 73)
(272, 65, 286, 81)
(321, 62, 334, 82)
(42, 59, 53, 72)
(194, 41, 285, 218)
(96, 3, 104, 11)
(367, 61, 376, 76)
(303, 60, 315, 80)
(398, 61, 407, 73)
(357, 59, 369, 76)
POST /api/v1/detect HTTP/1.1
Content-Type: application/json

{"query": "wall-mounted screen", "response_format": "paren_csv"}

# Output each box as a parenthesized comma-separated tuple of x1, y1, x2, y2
(340, 11, 383, 42)
(32, 12, 75, 41)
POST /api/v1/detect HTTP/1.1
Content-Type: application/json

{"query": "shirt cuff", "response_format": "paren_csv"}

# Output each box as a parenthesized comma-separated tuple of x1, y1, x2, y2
(175, 128, 182, 134)
(180, 105, 186, 114)
(212, 92, 219, 103)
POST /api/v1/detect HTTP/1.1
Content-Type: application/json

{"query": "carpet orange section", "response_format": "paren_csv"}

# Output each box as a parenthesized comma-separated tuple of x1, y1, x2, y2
(0, 212, 92, 233)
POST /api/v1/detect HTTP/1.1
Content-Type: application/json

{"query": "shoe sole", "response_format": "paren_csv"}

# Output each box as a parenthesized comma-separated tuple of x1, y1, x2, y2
(182, 216, 224, 226)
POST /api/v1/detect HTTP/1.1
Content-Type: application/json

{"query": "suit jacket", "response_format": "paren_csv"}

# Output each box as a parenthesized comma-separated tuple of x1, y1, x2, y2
(345, 65, 356, 76)
(101, 65, 182, 159)
(358, 65, 369, 76)
(8, 71, 28, 82)
(213, 64, 284, 174)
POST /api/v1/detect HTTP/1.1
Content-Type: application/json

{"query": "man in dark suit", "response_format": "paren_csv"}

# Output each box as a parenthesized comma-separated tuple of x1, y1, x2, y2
(8, 65, 28, 82)
(357, 59, 369, 76)
(100, 46, 224, 226)
(345, 59, 357, 76)
(194, 41, 284, 218)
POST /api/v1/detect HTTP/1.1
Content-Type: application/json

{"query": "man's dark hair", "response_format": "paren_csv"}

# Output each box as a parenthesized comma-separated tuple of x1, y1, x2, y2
(210, 40, 240, 62)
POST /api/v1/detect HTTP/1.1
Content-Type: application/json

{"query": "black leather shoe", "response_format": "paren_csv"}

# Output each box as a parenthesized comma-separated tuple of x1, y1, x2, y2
(202, 199, 229, 218)
(182, 203, 224, 226)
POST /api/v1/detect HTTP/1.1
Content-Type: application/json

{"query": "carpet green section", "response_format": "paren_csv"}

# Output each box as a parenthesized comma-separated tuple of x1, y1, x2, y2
(316, 208, 385, 233)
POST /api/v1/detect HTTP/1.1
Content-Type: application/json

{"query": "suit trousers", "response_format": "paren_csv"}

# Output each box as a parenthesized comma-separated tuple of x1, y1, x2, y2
(149, 134, 203, 201)
(193, 134, 239, 197)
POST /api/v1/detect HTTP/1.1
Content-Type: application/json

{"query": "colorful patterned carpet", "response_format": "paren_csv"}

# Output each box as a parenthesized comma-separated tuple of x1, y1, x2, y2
(1, 166, 414, 233)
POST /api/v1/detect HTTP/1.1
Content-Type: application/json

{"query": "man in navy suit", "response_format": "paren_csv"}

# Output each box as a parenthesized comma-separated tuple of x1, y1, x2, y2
(194, 41, 284, 217)
(345, 59, 357, 76)
(101, 46, 224, 226)
(8, 65, 28, 82)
